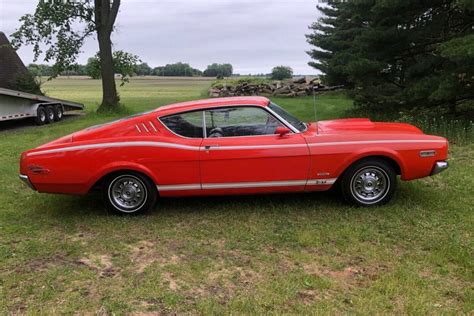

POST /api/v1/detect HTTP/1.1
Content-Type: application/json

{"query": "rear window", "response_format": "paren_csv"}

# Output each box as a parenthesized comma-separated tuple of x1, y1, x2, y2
(160, 111, 203, 138)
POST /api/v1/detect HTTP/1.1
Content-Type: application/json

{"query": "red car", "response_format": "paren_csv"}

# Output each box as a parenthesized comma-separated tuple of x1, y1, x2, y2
(19, 97, 448, 214)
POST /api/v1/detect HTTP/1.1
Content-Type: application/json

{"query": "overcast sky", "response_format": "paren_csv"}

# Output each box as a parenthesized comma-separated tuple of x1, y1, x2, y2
(0, 0, 321, 74)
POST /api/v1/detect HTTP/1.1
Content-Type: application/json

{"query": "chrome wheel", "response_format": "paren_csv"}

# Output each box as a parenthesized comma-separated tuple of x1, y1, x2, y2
(350, 166, 390, 204)
(40, 111, 46, 122)
(108, 175, 147, 213)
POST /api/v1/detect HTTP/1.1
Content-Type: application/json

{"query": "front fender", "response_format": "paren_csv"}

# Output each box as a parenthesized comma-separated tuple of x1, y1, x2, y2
(334, 147, 407, 179)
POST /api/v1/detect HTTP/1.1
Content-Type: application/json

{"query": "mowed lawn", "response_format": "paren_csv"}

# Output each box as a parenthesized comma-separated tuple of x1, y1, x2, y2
(0, 77, 472, 314)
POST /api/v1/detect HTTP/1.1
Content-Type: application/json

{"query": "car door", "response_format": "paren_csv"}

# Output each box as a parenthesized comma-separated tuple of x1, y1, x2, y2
(156, 110, 204, 196)
(199, 106, 310, 194)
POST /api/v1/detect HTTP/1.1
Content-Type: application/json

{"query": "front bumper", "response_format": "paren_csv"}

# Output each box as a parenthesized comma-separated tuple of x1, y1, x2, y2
(19, 174, 36, 190)
(431, 161, 448, 176)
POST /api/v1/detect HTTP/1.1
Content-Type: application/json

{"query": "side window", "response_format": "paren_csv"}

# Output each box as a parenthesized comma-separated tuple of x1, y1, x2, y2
(160, 111, 203, 138)
(205, 107, 284, 138)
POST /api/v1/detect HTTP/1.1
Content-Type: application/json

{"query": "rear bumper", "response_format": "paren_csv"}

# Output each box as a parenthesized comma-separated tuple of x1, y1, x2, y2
(19, 174, 36, 190)
(431, 161, 448, 176)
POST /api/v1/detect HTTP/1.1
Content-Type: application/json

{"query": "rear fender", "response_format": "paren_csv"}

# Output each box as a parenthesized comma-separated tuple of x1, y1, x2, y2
(87, 161, 158, 191)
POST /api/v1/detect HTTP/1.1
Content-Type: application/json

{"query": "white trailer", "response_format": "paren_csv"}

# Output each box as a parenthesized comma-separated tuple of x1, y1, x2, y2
(0, 87, 84, 125)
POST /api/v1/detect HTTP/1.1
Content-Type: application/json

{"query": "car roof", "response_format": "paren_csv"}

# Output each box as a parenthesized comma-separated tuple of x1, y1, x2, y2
(155, 96, 270, 115)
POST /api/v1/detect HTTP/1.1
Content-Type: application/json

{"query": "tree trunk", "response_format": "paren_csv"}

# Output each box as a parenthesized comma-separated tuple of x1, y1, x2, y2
(95, 0, 121, 112)
(97, 29, 119, 111)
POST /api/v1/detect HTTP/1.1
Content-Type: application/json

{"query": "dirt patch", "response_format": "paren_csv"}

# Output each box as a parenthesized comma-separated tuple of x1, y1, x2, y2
(77, 254, 120, 278)
(23, 254, 75, 273)
(162, 272, 179, 291)
(297, 290, 319, 305)
(129, 240, 184, 274)
(130, 240, 158, 274)
(69, 231, 96, 245)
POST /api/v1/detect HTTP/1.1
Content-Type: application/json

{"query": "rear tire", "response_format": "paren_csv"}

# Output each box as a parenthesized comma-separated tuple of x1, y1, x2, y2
(102, 172, 158, 215)
(53, 105, 63, 121)
(45, 106, 55, 124)
(341, 158, 397, 207)
(35, 107, 47, 125)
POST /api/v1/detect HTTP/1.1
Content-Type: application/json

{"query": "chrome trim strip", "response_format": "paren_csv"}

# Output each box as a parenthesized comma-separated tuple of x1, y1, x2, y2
(157, 178, 337, 191)
(202, 111, 207, 138)
(431, 161, 448, 176)
(158, 184, 202, 191)
(141, 123, 149, 133)
(265, 106, 299, 133)
(157, 104, 298, 139)
(203, 180, 307, 189)
(135, 124, 142, 133)
(306, 178, 337, 185)
(420, 150, 436, 157)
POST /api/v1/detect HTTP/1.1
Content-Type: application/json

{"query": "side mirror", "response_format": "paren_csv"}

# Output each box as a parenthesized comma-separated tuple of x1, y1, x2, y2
(275, 126, 291, 136)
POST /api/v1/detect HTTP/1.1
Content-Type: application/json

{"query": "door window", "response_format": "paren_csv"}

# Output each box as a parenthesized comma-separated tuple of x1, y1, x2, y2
(205, 107, 284, 138)
(160, 111, 203, 138)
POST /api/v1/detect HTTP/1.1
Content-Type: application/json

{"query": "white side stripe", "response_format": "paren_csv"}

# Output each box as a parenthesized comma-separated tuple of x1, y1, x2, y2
(27, 141, 199, 156)
(309, 140, 445, 147)
(157, 178, 337, 191)
(210, 144, 307, 151)
(27, 139, 446, 156)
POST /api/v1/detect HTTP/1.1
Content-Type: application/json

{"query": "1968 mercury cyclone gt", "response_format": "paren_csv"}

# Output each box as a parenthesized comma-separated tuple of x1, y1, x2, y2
(20, 97, 448, 214)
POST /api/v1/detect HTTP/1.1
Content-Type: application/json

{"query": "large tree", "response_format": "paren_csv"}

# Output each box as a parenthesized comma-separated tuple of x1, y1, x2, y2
(307, 1, 473, 112)
(12, 0, 122, 112)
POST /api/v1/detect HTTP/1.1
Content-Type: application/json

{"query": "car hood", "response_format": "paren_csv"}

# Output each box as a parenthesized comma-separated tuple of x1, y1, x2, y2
(315, 118, 423, 135)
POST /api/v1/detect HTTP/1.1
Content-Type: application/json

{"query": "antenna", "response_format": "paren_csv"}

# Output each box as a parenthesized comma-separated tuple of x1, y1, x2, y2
(312, 86, 319, 135)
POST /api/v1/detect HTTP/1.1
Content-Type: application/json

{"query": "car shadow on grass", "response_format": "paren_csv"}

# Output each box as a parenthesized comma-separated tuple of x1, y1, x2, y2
(47, 189, 369, 219)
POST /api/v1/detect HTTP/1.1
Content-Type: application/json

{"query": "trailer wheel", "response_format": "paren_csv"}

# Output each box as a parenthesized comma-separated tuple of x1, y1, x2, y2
(45, 106, 55, 124)
(53, 105, 63, 121)
(35, 107, 47, 125)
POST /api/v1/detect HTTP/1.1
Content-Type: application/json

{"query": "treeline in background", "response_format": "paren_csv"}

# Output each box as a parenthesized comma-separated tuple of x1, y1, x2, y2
(28, 59, 234, 79)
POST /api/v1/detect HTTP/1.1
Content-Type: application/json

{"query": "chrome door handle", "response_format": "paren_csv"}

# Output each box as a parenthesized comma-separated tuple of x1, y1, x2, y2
(204, 145, 219, 150)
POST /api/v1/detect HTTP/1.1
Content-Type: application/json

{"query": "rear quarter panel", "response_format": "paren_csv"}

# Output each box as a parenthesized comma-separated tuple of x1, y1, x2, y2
(22, 135, 202, 195)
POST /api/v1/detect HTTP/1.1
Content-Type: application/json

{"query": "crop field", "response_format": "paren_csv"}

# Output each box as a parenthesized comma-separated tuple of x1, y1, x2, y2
(0, 77, 472, 314)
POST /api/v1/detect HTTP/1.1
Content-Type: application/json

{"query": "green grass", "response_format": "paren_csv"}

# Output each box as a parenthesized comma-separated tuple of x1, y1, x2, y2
(0, 77, 472, 314)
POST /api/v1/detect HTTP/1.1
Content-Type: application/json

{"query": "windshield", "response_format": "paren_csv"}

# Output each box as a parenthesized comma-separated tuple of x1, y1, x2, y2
(268, 102, 306, 132)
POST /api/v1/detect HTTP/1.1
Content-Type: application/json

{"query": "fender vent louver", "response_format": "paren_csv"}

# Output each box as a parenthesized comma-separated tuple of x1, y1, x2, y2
(135, 121, 159, 134)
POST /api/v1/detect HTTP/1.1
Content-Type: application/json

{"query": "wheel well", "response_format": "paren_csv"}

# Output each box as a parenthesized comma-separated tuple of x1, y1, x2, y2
(90, 169, 157, 193)
(343, 155, 401, 176)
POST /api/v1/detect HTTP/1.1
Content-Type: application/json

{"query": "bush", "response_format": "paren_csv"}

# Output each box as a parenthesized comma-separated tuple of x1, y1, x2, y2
(271, 66, 293, 80)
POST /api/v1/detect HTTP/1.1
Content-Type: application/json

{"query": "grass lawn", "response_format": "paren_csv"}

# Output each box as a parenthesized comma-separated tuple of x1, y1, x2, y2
(0, 77, 472, 314)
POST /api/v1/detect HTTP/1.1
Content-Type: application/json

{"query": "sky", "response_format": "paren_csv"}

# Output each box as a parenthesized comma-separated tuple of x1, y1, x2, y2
(0, 0, 322, 75)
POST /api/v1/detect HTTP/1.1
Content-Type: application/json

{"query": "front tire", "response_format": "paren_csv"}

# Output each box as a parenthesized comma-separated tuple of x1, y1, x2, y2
(341, 158, 397, 206)
(102, 172, 158, 215)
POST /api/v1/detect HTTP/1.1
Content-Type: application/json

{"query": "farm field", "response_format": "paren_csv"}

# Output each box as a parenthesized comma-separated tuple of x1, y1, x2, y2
(0, 77, 472, 314)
